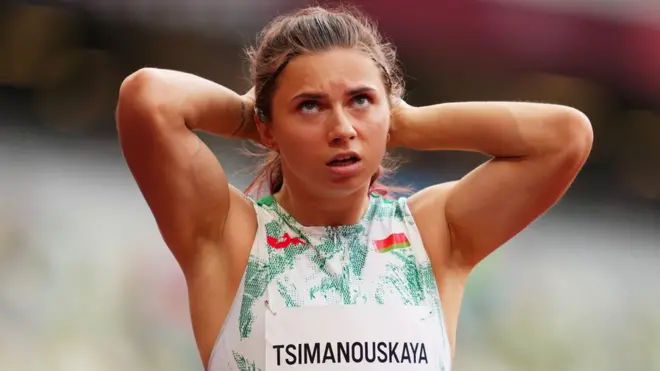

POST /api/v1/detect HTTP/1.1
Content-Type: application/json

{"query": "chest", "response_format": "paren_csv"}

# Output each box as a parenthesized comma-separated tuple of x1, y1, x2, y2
(228, 233, 446, 345)
(251, 226, 439, 309)
(216, 244, 449, 370)
(209, 213, 452, 371)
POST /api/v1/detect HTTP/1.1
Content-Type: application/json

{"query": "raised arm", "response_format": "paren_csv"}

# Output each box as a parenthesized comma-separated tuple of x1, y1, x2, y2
(398, 101, 593, 270)
(116, 68, 257, 268)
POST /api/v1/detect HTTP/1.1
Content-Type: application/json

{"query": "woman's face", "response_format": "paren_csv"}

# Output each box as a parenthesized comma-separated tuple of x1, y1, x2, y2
(260, 48, 391, 197)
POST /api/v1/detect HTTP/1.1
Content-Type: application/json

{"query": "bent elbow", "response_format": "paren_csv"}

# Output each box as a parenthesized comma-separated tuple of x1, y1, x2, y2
(117, 68, 161, 111)
(116, 68, 171, 132)
(563, 108, 593, 159)
(545, 106, 593, 161)
(540, 108, 593, 176)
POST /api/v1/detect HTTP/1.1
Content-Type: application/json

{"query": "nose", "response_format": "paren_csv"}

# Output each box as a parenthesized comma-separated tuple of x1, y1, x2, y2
(328, 108, 357, 144)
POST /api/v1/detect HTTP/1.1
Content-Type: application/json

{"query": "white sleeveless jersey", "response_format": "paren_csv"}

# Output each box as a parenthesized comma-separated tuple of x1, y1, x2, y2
(208, 194, 452, 371)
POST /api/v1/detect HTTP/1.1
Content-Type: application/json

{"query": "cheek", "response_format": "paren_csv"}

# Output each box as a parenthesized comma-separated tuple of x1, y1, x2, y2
(274, 124, 325, 163)
(360, 110, 390, 141)
(276, 122, 324, 148)
(359, 126, 388, 166)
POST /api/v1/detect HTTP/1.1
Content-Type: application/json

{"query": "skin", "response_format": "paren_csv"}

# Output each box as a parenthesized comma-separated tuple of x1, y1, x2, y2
(116, 48, 593, 370)
(261, 49, 390, 226)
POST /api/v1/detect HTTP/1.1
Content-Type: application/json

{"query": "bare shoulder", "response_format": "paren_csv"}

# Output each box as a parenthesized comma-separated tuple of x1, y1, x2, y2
(188, 185, 258, 277)
(116, 68, 256, 270)
(407, 182, 458, 269)
(407, 181, 465, 356)
(221, 186, 260, 263)
(184, 185, 258, 293)
(183, 185, 258, 369)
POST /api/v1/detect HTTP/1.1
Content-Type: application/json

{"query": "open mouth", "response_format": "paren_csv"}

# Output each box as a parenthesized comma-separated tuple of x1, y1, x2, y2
(327, 154, 361, 167)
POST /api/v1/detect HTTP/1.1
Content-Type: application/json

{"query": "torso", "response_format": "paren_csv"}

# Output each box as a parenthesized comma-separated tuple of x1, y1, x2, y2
(186, 192, 462, 371)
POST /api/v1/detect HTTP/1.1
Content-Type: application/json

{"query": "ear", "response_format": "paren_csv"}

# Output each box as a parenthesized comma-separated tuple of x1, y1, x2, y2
(255, 112, 279, 151)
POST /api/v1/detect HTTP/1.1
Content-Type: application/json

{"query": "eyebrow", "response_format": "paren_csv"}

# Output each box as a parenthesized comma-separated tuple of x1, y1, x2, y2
(291, 86, 376, 101)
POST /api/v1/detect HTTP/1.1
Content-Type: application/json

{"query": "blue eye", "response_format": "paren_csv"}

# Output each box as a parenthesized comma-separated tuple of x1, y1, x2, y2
(299, 100, 319, 114)
(352, 94, 371, 108)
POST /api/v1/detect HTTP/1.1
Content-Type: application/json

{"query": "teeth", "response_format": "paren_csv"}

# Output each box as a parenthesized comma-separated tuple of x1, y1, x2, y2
(335, 155, 353, 161)
(328, 155, 358, 166)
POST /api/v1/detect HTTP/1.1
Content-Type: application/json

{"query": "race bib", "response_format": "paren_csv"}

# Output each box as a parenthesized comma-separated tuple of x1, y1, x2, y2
(265, 304, 443, 370)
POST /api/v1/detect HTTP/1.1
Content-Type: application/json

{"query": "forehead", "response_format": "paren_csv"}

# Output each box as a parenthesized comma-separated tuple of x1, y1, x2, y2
(275, 48, 385, 98)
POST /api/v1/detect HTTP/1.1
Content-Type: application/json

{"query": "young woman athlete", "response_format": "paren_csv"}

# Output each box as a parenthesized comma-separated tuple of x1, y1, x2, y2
(116, 5, 593, 371)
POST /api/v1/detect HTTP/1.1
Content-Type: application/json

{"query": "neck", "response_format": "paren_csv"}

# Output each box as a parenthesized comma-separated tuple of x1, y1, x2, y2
(275, 181, 371, 227)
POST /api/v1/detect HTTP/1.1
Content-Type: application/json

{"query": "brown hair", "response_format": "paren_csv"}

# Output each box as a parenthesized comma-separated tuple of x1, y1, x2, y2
(243, 5, 407, 197)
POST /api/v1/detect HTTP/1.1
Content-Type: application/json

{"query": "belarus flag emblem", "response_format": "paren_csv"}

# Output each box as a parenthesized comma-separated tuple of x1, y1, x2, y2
(374, 233, 411, 253)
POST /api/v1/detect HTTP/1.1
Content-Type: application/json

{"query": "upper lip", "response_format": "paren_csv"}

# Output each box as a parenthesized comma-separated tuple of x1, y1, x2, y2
(326, 151, 361, 165)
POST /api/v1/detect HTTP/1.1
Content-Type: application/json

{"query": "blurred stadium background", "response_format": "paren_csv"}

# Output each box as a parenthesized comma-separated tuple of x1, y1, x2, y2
(0, 1, 659, 370)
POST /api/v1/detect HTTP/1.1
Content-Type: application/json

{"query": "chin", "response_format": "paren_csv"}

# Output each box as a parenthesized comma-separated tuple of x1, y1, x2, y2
(300, 162, 376, 197)
(323, 174, 372, 196)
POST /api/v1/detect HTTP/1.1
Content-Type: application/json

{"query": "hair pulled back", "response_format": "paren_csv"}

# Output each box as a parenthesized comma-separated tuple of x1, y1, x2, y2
(244, 5, 405, 196)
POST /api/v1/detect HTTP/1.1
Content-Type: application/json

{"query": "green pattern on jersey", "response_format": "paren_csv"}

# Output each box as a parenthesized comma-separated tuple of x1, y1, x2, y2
(208, 194, 451, 371)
